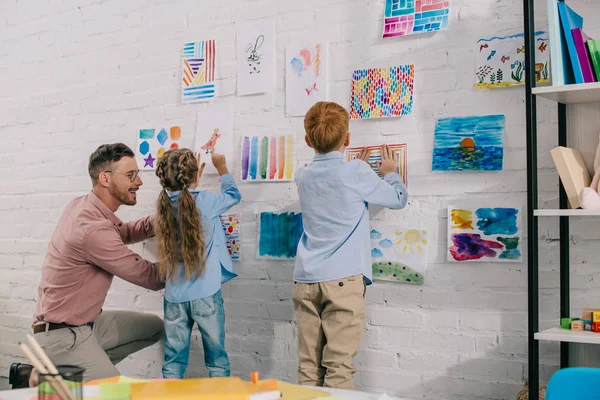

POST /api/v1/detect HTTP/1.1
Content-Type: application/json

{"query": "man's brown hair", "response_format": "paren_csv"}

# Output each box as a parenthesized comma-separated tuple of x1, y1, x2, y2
(304, 102, 349, 154)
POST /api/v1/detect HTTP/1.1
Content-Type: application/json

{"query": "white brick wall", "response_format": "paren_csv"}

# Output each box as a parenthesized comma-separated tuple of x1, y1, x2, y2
(3, 0, 600, 398)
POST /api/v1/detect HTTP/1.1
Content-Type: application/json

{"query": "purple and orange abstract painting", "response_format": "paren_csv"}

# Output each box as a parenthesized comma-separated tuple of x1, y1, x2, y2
(241, 135, 295, 182)
(447, 207, 522, 263)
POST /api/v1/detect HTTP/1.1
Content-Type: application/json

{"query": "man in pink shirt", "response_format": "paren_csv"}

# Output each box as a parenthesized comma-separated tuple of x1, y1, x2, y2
(9, 143, 165, 388)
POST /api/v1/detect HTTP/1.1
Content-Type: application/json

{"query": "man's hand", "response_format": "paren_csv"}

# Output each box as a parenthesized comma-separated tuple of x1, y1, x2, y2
(377, 145, 398, 176)
(211, 152, 229, 176)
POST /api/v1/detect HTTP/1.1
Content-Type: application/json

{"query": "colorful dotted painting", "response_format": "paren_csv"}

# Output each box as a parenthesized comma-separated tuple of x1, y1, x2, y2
(372, 262, 424, 285)
(220, 213, 241, 261)
(350, 65, 415, 120)
(135, 127, 181, 170)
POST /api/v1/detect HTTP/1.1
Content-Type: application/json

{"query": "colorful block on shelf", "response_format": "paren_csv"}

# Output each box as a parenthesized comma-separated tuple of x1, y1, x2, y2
(571, 320, 584, 331)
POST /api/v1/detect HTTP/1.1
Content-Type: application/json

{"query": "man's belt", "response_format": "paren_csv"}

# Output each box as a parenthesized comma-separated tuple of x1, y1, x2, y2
(32, 321, 94, 334)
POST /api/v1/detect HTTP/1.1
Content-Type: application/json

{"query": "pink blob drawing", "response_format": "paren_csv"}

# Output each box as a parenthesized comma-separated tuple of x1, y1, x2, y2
(299, 48, 312, 69)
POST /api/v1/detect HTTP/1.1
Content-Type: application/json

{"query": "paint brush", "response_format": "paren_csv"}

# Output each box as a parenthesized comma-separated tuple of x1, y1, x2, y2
(19, 342, 74, 400)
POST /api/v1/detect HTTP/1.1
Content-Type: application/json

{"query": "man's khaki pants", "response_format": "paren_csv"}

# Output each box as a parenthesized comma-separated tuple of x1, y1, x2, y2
(292, 274, 366, 390)
(34, 311, 163, 381)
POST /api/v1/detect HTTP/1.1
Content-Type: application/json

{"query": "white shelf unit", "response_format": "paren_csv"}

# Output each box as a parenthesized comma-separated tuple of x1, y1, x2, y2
(534, 209, 600, 217)
(535, 328, 600, 345)
(533, 83, 600, 104)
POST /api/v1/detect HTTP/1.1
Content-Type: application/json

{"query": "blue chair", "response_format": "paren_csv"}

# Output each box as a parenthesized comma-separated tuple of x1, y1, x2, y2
(545, 367, 600, 400)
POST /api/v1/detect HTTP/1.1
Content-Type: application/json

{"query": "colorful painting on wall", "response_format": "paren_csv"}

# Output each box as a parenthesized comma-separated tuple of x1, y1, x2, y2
(286, 43, 327, 117)
(432, 115, 505, 171)
(236, 21, 276, 96)
(447, 207, 522, 263)
(220, 214, 241, 261)
(241, 135, 295, 182)
(382, 0, 450, 39)
(257, 211, 303, 260)
(182, 40, 216, 103)
(194, 107, 233, 175)
(136, 127, 181, 170)
(475, 31, 550, 89)
(346, 144, 408, 185)
(371, 226, 428, 285)
(350, 65, 414, 120)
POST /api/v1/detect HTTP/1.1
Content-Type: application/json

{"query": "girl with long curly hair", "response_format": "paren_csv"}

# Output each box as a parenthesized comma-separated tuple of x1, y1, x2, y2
(154, 148, 241, 379)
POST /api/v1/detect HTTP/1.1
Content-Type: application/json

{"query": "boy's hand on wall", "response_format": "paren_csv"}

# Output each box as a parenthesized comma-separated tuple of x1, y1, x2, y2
(377, 145, 398, 176)
(357, 147, 371, 163)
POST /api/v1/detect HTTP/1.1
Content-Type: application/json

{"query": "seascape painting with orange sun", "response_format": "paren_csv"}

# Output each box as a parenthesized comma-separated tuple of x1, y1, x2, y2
(432, 115, 505, 171)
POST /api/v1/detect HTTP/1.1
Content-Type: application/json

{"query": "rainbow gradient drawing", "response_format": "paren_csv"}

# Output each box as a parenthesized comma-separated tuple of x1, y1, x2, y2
(241, 135, 295, 182)
(346, 144, 408, 186)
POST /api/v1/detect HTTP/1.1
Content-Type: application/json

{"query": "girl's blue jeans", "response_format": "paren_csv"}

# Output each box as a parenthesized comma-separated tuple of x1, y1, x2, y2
(162, 290, 230, 378)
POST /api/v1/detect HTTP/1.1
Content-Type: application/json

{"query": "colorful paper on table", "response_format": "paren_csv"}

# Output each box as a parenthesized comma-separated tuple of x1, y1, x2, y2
(572, 28, 595, 83)
(286, 43, 327, 116)
(346, 144, 408, 185)
(194, 107, 234, 175)
(236, 21, 276, 96)
(382, 0, 450, 38)
(370, 226, 428, 285)
(475, 31, 550, 89)
(241, 135, 295, 182)
(220, 213, 241, 261)
(99, 382, 132, 400)
(432, 115, 504, 171)
(447, 207, 522, 263)
(547, 0, 570, 86)
(136, 126, 182, 170)
(129, 377, 280, 400)
(257, 211, 303, 260)
(558, 2, 584, 84)
(182, 40, 217, 103)
(350, 65, 414, 120)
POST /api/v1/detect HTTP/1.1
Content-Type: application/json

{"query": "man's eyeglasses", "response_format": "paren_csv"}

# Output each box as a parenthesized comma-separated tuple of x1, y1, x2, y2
(104, 170, 141, 183)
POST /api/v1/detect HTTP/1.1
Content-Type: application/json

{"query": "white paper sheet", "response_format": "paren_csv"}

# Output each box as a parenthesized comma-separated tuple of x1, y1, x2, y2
(194, 107, 234, 175)
(285, 42, 327, 117)
(236, 21, 276, 96)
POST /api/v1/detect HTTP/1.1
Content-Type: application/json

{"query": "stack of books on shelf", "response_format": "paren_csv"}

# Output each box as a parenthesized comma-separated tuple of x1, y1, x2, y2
(548, 0, 600, 86)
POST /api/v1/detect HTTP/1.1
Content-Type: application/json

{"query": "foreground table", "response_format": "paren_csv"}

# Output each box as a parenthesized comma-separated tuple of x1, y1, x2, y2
(0, 386, 407, 400)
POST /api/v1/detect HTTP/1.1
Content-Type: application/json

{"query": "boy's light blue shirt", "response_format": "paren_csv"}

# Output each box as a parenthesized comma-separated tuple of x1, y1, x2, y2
(294, 152, 408, 285)
(165, 174, 241, 303)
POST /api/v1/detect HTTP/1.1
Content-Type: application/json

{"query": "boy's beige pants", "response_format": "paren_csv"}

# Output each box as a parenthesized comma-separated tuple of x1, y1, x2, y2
(292, 274, 366, 389)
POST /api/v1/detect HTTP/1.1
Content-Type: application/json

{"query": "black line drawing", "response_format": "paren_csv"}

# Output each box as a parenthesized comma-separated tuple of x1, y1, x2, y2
(245, 35, 264, 74)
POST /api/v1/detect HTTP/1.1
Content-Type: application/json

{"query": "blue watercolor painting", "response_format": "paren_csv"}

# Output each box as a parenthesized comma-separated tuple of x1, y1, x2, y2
(432, 115, 505, 171)
(258, 211, 303, 260)
(476, 208, 519, 235)
(448, 206, 522, 263)
(497, 237, 521, 260)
